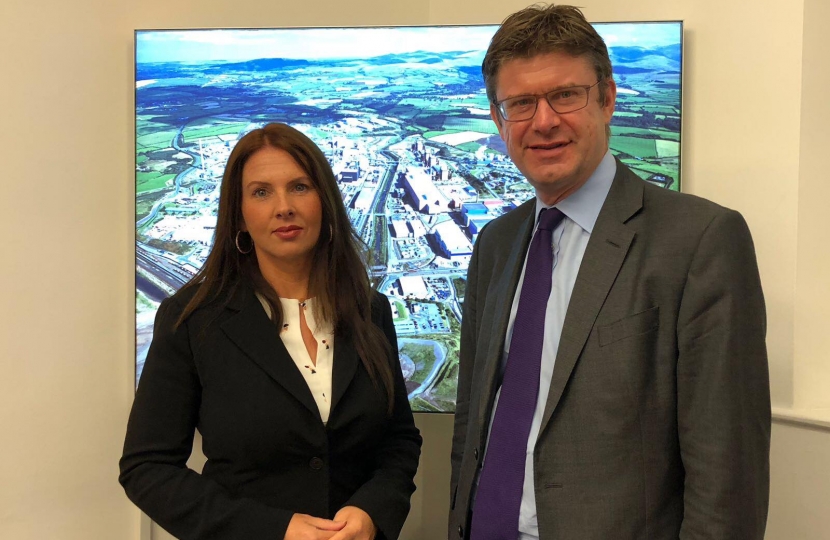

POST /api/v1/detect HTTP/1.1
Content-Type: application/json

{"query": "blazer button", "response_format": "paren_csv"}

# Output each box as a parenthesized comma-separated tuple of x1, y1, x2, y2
(458, 525, 464, 537)
(474, 448, 479, 460)
(309, 457, 324, 470)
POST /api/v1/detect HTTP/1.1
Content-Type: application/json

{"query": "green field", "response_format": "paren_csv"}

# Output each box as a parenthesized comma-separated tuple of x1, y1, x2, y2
(410, 396, 442, 412)
(428, 359, 459, 409)
(373, 215, 388, 266)
(182, 121, 248, 143)
(641, 104, 679, 114)
(393, 300, 409, 321)
(136, 290, 157, 312)
(620, 159, 678, 185)
(611, 125, 680, 142)
(401, 342, 439, 385)
(655, 139, 680, 158)
(136, 172, 175, 194)
(136, 129, 178, 152)
(442, 117, 499, 135)
(410, 306, 461, 411)
(455, 142, 481, 153)
(136, 199, 155, 220)
(610, 136, 658, 158)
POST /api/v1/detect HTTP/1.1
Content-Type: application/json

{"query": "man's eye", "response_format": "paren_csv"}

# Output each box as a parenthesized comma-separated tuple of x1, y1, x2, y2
(551, 88, 584, 102)
(509, 97, 536, 108)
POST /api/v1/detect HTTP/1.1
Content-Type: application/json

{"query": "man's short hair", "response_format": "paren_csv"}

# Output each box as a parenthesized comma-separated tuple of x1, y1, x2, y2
(483, 4, 613, 106)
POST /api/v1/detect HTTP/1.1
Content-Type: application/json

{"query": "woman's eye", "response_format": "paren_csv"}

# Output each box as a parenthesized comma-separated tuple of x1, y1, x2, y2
(253, 188, 267, 197)
(294, 183, 309, 192)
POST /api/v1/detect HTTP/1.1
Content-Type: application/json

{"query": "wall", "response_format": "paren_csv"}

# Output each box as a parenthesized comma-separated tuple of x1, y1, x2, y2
(794, 0, 830, 412)
(0, 0, 827, 538)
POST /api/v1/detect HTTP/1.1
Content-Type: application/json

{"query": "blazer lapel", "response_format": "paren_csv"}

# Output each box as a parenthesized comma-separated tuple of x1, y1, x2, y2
(220, 285, 320, 418)
(539, 164, 643, 435)
(476, 202, 536, 430)
(330, 332, 359, 413)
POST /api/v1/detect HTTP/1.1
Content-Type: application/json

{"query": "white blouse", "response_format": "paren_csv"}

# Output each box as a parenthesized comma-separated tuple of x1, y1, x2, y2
(257, 295, 334, 424)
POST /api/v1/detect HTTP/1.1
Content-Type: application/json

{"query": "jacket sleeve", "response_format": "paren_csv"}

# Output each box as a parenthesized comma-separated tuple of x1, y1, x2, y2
(119, 296, 294, 540)
(449, 227, 482, 520)
(676, 209, 771, 539)
(344, 293, 422, 540)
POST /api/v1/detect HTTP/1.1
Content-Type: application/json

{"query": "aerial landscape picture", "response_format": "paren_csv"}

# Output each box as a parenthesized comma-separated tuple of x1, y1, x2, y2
(135, 23, 683, 412)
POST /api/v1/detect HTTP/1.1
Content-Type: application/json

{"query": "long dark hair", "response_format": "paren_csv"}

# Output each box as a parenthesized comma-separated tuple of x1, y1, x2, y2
(176, 123, 394, 412)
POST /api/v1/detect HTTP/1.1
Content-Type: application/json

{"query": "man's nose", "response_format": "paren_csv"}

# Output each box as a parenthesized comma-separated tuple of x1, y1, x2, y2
(532, 97, 561, 131)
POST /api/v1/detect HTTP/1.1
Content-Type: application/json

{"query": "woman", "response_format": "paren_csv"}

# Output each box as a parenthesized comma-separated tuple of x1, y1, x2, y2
(120, 123, 421, 540)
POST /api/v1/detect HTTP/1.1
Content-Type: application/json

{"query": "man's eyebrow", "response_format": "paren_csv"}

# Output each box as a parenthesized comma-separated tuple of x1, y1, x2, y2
(498, 83, 587, 101)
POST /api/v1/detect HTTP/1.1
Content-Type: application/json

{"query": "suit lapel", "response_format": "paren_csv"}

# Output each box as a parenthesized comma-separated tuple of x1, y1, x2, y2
(220, 286, 320, 419)
(476, 202, 536, 430)
(330, 332, 359, 413)
(539, 164, 643, 434)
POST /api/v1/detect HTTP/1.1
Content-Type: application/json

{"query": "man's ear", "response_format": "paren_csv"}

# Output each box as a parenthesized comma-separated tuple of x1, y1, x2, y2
(602, 77, 617, 121)
(490, 103, 507, 141)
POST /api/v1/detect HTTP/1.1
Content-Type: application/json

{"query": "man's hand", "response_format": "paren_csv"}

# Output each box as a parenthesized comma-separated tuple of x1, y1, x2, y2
(328, 506, 377, 540)
(284, 513, 345, 540)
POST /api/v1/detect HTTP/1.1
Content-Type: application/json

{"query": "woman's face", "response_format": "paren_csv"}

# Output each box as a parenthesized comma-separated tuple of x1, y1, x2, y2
(240, 146, 323, 272)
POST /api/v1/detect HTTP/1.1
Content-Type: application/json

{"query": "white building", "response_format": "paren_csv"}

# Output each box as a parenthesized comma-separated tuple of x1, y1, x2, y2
(433, 220, 474, 258)
(403, 168, 449, 214)
(399, 275, 429, 298)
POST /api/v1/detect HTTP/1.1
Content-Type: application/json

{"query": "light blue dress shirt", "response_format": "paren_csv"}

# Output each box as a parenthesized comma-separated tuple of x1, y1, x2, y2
(475, 150, 616, 539)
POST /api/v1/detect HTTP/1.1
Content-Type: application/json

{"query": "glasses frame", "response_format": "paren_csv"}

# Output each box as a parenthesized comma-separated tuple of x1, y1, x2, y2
(494, 79, 603, 122)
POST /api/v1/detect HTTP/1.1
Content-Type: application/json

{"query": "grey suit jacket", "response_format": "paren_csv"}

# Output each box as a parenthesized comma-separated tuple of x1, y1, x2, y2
(449, 161, 770, 540)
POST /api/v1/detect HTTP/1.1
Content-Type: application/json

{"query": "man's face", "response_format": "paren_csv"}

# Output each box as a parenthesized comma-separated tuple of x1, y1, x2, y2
(490, 51, 616, 205)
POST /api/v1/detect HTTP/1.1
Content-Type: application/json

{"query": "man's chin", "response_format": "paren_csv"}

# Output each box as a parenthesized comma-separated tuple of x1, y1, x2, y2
(525, 166, 572, 187)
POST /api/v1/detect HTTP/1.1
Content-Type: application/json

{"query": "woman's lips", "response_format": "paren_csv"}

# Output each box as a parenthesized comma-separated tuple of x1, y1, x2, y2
(273, 225, 302, 239)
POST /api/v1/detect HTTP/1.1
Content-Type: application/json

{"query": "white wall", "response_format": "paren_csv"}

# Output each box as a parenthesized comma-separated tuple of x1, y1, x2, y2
(794, 0, 830, 412)
(1, 0, 827, 538)
(767, 421, 830, 540)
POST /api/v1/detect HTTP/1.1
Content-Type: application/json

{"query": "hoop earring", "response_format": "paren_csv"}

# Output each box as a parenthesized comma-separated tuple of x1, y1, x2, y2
(235, 231, 253, 254)
(329, 224, 334, 244)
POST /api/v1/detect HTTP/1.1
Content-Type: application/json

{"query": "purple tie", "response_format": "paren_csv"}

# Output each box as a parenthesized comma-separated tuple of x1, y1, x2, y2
(470, 207, 565, 540)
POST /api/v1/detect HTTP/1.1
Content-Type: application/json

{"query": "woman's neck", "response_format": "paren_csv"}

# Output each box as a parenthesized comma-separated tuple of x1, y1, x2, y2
(257, 258, 312, 300)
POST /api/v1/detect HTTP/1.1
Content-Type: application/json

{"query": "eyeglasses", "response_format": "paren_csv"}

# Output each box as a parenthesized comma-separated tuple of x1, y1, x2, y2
(494, 80, 603, 122)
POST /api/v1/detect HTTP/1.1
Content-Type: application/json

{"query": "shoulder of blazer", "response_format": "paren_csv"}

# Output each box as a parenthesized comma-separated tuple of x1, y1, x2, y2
(605, 159, 735, 231)
(370, 289, 392, 326)
(475, 197, 536, 247)
(163, 280, 251, 334)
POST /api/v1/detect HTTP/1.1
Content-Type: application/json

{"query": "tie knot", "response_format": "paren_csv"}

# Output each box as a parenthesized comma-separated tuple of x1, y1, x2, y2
(537, 207, 565, 231)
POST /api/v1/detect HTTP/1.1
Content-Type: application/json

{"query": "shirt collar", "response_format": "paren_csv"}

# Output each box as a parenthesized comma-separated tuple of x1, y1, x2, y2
(534, 149, 616, 234)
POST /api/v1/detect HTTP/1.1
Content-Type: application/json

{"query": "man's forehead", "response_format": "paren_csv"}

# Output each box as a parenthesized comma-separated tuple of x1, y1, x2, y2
(494, 52, 595, 90)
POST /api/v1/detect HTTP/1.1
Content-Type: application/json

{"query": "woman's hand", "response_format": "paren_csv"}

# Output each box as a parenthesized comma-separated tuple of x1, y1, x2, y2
(328, 506, 376, 540)
(284, 513, 345, 540)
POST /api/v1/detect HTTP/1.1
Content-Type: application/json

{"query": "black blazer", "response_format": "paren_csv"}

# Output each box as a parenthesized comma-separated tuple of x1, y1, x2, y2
(120, 284, 421, 540)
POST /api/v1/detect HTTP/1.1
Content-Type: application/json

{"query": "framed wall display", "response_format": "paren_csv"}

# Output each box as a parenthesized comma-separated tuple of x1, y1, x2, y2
(135, 22, 683, 412)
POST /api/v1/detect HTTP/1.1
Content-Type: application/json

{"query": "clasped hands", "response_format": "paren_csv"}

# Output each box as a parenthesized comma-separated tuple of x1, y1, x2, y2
(285, 505, 376, 540)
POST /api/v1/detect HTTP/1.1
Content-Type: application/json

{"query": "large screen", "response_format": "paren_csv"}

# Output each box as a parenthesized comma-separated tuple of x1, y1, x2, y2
(136, 22, 683, 413)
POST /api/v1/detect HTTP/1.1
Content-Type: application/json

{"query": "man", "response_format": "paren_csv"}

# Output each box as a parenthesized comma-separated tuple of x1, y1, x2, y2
(449, 5, 770, 540)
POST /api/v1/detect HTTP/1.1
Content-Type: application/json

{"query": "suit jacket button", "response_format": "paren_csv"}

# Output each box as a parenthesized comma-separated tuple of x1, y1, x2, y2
(309, 457, 324, 470)
(458, 525, 464, 537)
(474, 448, 479, 460)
